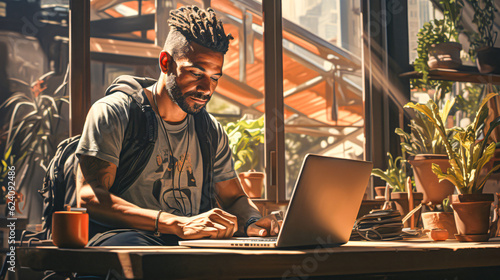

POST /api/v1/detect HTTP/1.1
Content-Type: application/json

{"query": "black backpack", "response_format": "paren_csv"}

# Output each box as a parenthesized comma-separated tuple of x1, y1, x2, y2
(36, 135, 82, 240)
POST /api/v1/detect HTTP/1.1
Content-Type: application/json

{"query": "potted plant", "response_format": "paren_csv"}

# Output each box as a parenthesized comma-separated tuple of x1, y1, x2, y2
(465, 0, 499, 73)
(224, 115, 265, 198)
(0, 71, 68, 220)
(429, 0, 464, 68)
(1, 72, 68, 174)
(406, 93, 500, 241)
(412, 0, 463, 98)
(415, 0, 463, 71)
(396, 99, 456, 205)
(421, 197, 458, 239)
(371, 152, 423, 228)
(371, 152, 405, 199)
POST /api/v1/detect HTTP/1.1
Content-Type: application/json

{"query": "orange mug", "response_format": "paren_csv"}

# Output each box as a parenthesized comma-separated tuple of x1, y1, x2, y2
(52, 210, 89, 248)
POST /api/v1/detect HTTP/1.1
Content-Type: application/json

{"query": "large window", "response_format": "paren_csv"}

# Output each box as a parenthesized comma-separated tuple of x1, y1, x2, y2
(86, 0, 365, 202)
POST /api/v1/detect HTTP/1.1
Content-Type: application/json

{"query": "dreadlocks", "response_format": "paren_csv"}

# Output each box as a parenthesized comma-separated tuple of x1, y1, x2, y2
(167, 5, 233, 54)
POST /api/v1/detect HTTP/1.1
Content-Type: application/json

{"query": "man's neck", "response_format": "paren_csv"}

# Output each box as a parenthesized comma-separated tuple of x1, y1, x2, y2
(145, 84, 188, 124)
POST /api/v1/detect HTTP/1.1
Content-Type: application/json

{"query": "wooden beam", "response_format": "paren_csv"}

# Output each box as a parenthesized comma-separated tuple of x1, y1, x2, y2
(263, 0, 285, 203)
(90, 14, 155, 37)
(69, 0, 91, 136)
(155, 0, 175, 48)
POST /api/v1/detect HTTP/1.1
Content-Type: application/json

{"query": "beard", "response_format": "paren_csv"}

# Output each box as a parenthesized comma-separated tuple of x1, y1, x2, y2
(164, 74, 211, 114)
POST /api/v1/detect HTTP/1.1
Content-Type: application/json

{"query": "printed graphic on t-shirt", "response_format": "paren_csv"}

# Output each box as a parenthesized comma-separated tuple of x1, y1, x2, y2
(152, 149, 197, 216)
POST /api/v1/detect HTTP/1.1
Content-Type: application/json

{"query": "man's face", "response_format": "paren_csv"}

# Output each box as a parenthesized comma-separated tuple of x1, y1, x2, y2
(165, 42, 224, 114)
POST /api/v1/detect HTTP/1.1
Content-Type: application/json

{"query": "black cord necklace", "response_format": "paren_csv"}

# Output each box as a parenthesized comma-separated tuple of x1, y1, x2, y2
(152, 84, 190, 216)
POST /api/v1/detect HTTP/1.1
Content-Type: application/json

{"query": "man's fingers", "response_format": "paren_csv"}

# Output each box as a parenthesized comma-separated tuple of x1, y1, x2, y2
(183, 226, 218, 239)
(209, 223, 228, 239)
(209, 213, 237, 238)
(247, 223, 267, 237)
(212, 209, 238, 224)
(252, 213, 283, 237)
(271, 220, 279, 236)
(178, 208, 240, 240)
(212, 208, 238, 223)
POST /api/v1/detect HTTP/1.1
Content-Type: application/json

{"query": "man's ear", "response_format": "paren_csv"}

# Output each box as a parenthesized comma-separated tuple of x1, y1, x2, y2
(159, 51, 172, 73)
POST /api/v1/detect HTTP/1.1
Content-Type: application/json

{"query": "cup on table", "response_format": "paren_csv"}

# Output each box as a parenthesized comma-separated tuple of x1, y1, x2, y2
(52, 208, 89, 248)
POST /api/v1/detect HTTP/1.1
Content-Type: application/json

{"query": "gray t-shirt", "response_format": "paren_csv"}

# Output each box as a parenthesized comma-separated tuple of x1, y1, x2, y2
(76, 92, 236, 216)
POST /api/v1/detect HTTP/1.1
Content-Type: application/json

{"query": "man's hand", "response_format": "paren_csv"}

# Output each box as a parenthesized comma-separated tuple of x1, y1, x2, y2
(173, 208, 238, 239)
(247, 211, 283, 237)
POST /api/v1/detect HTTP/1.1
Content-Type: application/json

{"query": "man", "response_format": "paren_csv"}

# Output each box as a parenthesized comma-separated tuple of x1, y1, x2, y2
(75, 6, 280, 246)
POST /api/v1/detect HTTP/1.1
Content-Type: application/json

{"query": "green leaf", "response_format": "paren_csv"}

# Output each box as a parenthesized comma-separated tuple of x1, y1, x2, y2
(432, 163, 460, 193)
(4, 145, 12, 160)
(371, 169, 395, 188)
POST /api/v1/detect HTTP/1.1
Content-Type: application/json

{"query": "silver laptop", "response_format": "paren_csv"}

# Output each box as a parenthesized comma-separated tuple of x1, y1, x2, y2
(179, 154, 373, 248)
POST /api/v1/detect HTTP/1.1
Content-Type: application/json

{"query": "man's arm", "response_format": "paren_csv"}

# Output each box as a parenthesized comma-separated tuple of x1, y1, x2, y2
(216, 178, 281, 237)
(77, 155, 237, 239)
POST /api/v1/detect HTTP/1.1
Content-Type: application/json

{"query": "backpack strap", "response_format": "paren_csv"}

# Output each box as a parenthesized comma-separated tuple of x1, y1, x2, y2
(194, 109, 219, 213)
(109, 79, 158, 195)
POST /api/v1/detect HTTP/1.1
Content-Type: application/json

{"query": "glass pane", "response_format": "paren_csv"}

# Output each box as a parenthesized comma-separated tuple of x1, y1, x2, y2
(207, 0, 267, 198)
(283, 0, 364, 198)
(283, 0, 361, 56)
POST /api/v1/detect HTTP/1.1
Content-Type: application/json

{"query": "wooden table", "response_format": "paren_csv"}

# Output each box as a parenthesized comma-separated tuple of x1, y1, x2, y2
(17, 237, 500, 279)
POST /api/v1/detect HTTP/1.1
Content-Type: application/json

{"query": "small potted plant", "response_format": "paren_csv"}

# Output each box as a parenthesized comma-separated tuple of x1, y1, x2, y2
(224, 115, 265, 198)
(371, 152, 405, 198)
(421, 197, 458, 239)
(414, 0, 464, 75)
(465, 0, 499, 73)
(371, 152, 423, 228)
(406, 93, 500, 241)
(397, 99, 456, 205)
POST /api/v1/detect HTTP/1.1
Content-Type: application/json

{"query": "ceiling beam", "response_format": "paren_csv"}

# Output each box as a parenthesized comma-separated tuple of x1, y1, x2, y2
(90, 14, 155, 37)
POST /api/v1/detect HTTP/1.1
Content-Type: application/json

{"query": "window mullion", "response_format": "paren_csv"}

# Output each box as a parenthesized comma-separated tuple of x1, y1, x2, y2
(263, 0, 286, 203)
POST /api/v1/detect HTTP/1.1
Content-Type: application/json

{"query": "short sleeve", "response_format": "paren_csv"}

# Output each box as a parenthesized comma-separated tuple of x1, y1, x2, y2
(75, 94, 131, 167)
(212, 118, 238, 183)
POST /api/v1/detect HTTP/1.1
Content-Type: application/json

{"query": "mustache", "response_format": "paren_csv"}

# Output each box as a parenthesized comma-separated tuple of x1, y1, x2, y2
(185, 91, 211, 101)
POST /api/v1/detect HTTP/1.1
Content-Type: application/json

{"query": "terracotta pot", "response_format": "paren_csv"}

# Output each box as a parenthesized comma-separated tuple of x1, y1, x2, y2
(421, 211, 457, 238)
(450, 194, 494, 240)
(391, 192, 424, 228)
(374, 186, 392, 200)
(427, 42, 462, 69)
(476, 47, 500, 74)
(408, 154, 455, 205)
(238, 171, 265, 198)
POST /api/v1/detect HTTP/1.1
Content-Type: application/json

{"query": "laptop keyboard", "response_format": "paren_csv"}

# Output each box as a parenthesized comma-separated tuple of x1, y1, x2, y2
(246, 237, 277, 242)
(234, 237, 277, 241)
(230, 237, 277, 247)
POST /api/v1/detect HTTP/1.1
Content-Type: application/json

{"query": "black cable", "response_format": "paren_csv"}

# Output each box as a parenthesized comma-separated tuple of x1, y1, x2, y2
(177, 124, 190, 215)
(153, 84, 189, 216)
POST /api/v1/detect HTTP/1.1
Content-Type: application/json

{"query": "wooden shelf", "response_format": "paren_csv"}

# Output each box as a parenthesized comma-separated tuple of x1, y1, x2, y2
(400, 65, 500, 85)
